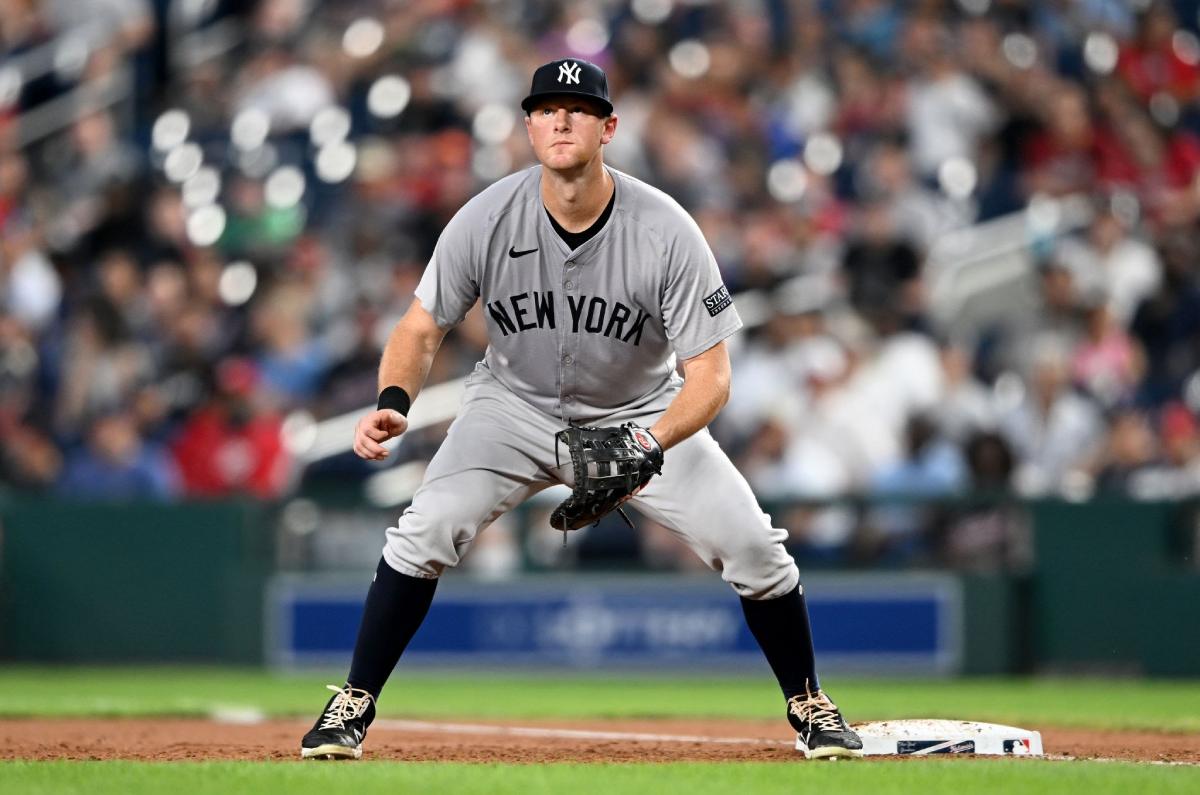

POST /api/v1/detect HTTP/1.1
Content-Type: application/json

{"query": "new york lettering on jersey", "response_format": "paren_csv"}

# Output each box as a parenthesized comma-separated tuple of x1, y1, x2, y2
(485, 290, 651, 344)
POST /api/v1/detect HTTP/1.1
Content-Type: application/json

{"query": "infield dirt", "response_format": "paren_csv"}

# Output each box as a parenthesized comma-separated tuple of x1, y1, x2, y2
(1, 718, 1197, 764)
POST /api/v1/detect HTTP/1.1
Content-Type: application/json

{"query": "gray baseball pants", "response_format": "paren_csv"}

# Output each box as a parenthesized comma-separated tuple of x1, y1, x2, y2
(381, 368, 800, 599)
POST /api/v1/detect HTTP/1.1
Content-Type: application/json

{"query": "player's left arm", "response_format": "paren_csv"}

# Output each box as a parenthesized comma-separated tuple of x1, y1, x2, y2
(647, 341, 730, 451)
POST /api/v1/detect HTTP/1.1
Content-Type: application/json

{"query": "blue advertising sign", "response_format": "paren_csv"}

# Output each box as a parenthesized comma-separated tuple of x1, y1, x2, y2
(267, 574, 961, 674)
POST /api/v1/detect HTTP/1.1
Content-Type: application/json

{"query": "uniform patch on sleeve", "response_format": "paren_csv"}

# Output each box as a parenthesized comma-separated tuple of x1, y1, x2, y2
(702, 285, 733, 317)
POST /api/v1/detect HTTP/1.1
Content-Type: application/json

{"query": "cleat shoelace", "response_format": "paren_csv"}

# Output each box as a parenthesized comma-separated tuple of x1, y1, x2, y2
(788, 691, 845, 735)
(317, 684, 373, 732)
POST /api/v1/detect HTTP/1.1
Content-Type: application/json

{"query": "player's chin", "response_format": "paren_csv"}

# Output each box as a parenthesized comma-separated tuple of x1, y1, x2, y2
(542, 149, 583, 168)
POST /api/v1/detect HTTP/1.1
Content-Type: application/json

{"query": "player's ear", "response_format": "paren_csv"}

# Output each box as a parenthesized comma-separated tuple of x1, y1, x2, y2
(601, 113, 618, 145)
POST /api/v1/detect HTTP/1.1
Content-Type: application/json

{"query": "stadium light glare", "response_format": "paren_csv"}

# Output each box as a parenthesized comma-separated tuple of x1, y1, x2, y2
(565, 19, 610, 57)
(185, 204, 226, 247)
(316, 142, 358, 183)
(1149, 92, 1180, 127)
(218, 260, 257, 306)
(282, 411, 318, 456)
(182, 166, 221, 208)
(631, 0, 672, 24)
(766, 159, 808, 203)
(1083, 32, 1119, 75)
(472, 103, 516, 145)
(1025, 194, 1061, 235)
(152, 110, 191, 152)
(163, 142, 203, 183)
(938, 157, 977, 199)
(53, 33, 90, 81)
(803, 133, 843, 176)
(231, 107, 271, 151)
(368, 75, 412, 118)
(343, 18, 385, 59)
(669, 40, 710, 79)
(1001, 33, 1037, 70)
(265, 166, 306, 208)
(1175, 30, 1200, 66)
(992, 371, 1025, 414)
(280, 498, 321, 536)
(310, 106, 351, 147)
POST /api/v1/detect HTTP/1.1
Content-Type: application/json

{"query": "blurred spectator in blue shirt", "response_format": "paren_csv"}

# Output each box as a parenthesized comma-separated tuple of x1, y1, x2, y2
(864, 413, 967, 562)
(56, 408, 179, 500)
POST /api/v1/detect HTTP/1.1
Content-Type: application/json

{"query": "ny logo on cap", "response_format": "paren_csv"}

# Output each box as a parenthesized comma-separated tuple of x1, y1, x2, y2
(557, 61, 581, 85)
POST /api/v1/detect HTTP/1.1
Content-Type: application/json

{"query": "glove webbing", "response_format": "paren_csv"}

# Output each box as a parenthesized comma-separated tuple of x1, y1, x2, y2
(553, 426, 645, 540)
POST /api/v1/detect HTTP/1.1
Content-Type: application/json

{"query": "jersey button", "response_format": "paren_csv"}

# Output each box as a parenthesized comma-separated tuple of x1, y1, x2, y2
(563, 394, 573, 402)
(565, 280, 575, 289)
(562, 354, 573, 364)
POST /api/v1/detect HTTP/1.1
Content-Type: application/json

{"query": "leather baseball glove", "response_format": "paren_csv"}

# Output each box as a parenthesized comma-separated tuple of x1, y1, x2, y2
(551, 423, 664, 531)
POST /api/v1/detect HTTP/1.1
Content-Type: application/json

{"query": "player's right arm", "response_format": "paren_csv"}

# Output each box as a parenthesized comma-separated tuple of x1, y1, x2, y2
(353, 299, 449, 460)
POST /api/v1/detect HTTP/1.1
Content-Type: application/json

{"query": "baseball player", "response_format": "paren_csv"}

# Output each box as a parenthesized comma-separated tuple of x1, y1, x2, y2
(301, 58, 863, 761)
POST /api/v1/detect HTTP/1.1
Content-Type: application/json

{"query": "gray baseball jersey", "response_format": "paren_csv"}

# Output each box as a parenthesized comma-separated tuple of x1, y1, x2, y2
(414, 165, 742, 420)
(384, 164, 799, 600)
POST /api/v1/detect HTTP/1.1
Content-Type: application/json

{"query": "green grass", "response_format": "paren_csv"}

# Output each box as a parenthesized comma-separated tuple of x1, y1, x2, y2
(0, 667, 1198, 732)
(2, 668, 1197, 792)
(1, 760, 1197, 795)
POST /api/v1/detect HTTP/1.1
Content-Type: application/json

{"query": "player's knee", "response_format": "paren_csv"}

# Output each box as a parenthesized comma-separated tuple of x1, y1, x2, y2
(383, 511, 479, 577)
(718, 535, 799, 600)
(381, 542, 446, 579)
(728, 561, 799, 601)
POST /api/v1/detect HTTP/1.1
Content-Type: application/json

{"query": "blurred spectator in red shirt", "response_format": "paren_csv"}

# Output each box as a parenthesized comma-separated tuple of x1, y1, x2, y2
(1092, 81, 1200, 225)
(0, 152, 28, 231)
(1117, 2, 1200, 105)
(171, 358, 291, 499)
(1021, 82, 1113, 197)
(831, 47, 906, 152)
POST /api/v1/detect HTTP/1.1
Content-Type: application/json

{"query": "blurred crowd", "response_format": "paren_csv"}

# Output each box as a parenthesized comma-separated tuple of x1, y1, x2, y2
(2, 1, 1200, 566)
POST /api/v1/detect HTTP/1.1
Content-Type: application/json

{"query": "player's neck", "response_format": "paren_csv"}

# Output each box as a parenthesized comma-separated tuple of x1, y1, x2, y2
(540, 160, 612, 233)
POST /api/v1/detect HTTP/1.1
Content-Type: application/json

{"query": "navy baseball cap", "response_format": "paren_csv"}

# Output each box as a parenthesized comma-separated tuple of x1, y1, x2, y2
(521, 58, 613, 116)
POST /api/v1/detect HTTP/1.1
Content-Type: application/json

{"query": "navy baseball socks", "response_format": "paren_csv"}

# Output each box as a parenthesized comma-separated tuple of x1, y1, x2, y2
(302, 566, 861, 759)
(740, 584, 863, 759)
(301, 558, 438, 760)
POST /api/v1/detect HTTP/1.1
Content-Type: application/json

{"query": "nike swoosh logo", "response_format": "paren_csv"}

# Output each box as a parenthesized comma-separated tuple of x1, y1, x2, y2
(509, 246, 538, 258)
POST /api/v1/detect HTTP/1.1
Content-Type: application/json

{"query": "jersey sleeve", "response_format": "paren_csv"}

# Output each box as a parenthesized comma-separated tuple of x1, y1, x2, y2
(660, 215, 742, 360)
(413, 206, 481, 328)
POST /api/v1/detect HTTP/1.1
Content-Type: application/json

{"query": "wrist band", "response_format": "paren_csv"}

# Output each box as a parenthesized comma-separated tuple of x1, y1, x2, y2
(377, 385, 411, 416)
